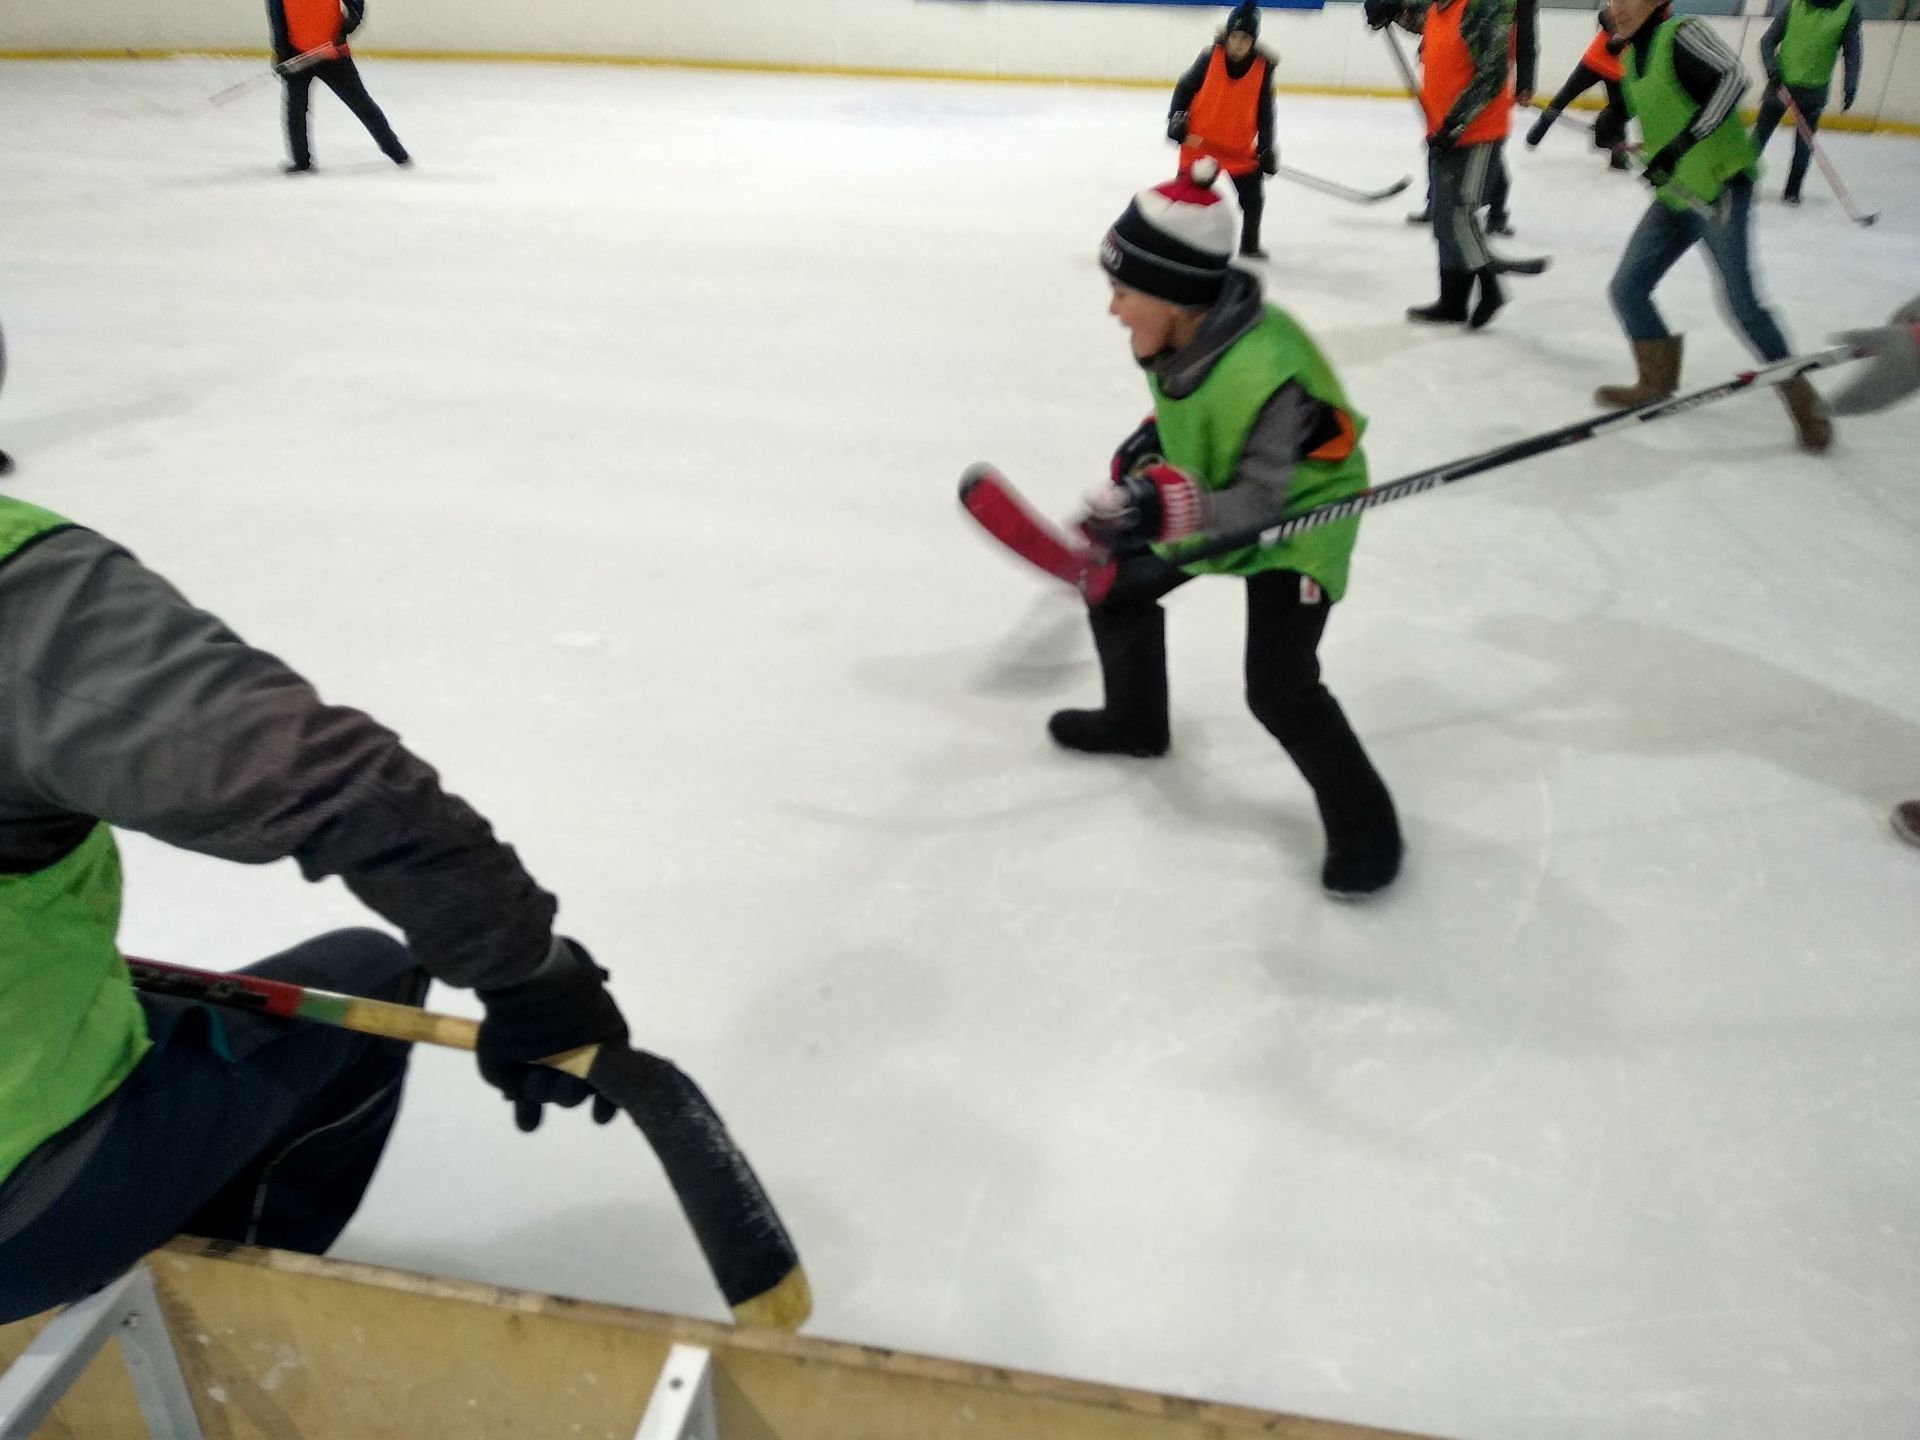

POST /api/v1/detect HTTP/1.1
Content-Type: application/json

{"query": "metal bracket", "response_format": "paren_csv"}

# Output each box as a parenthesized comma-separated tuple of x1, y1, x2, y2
(0, 1265, 205, 1440)
(633, 1343, 718, 1440)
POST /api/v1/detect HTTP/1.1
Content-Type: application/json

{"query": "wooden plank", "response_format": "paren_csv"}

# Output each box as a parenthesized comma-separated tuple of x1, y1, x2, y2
(0, 1241, 1453, 1440)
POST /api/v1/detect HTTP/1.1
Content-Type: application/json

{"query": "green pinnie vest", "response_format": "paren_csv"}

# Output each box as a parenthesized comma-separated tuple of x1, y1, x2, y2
(1779, 0, 1852, 89)
(1148, 305, 1369, 596)
(1623, 17, 1759, 212)
(0, 497, 151, 1184)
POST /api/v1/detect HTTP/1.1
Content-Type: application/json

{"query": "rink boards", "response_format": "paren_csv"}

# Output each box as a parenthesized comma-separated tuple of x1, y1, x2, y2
(0, 1239, 1449, 1440)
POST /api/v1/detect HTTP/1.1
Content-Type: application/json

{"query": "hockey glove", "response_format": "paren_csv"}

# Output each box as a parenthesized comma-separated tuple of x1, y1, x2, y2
(477, 939, 629, 1133)
(1641, 138, 1688, 190)
(1110, 414, 1164, 484)
(1167, 110, 1190, 143)
(1427, 125, 1463, 156)
(1363, 0, 1400, 30)
(1083, 464, 1206, 547)
(1257, 146, 1279, 175)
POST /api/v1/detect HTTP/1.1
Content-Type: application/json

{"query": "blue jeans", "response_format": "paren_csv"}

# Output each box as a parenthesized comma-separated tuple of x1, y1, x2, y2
(1606, 177, 1790, 362)
(0, 929, 427, 1324)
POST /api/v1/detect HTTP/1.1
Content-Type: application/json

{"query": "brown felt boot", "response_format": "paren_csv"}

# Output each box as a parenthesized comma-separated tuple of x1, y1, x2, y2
(1778, 374, 1834, 453)
(1594, 336, 1683, 408)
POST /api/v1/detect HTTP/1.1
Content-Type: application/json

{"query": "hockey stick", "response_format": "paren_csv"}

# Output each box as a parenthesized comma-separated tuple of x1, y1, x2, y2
(961, 308, 1920, 586)
(206, 43, 337, 106)
(1381, 27, 1429, 126)
(1184, 128, 1413, 205)
(124, 956, 812, 1333)
(1775, 84, 1878, 227)
(1274, 163, 1413, 204)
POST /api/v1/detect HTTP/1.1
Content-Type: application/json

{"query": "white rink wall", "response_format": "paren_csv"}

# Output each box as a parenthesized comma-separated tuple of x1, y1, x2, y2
(7, 0, 1920, 128)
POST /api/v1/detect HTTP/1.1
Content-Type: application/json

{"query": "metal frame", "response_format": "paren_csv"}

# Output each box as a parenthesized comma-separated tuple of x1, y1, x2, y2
(633, 1343, 718, 1440)
(0, 1266, 205, 1440)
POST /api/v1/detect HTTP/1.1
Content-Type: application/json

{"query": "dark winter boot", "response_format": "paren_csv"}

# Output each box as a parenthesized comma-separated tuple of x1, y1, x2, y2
(1778, 374, 1833, 453)
(1469, 268, 1505, 330)
(1048, 603, 1170, 757)
(1782, 188, 1802, 205)
(1594, 336, 1683, 408)
(1407, 269, 1473, 324)
(1485, 212, 1515, 237)
(1322, 827, 1404, 900)
(1406, 206, 1431, 226)
(1893, 800, 1920, 849)
(0, 449, 12, 476)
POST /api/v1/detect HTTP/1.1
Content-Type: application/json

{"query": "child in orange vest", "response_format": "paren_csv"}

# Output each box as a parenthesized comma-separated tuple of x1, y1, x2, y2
(1526, 10, 1631, 170)
(268, 0, 409, 174)
(1366, 0, 1518, 329)
(1168, 3, 1280, 259)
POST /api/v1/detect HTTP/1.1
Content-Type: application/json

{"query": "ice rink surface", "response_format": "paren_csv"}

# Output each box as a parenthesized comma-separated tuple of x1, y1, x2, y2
(2, 55, 1917, 1440)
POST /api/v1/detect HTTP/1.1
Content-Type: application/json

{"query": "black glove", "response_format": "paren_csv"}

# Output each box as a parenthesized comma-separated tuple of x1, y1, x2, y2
(1167, 110, 1189, 143)
(1110, 414, 1163, 484)
(1641, 138, 1686, 189)
(1257, 146, 1279, 175)
(1363, 0, 1400, 30)
(1427, 125, 1462, 156)
(477, 940, 629, 1133)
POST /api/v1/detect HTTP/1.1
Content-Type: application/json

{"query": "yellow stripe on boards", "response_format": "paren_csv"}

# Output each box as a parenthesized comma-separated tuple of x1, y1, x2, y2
(2, 46, 1916, 137)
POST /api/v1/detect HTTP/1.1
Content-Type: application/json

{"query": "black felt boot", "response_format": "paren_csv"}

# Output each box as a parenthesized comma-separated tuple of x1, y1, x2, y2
(1048, 601, 1170, 757)
(1469, 267, 1505, 330)
(1407, 269, 1473, 324)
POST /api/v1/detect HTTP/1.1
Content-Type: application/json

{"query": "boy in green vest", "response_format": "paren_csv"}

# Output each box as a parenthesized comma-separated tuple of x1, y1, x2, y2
(1067, 161, 1403, 898)
(1594, 0, 1832, 453)
(1751, 0, 1861, 205)
(0, 495, 630, 1323)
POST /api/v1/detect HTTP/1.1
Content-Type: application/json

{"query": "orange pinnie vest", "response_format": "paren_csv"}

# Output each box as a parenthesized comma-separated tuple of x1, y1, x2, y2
(282, 0, 345, 56)
(1420, 0, 1512, 145)
(1180, 46, 1268, 176)
(1581, 25, 1624, 83)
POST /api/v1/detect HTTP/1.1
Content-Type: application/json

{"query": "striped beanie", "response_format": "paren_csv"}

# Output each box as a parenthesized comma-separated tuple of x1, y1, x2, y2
(1099, 158, 1235, 308)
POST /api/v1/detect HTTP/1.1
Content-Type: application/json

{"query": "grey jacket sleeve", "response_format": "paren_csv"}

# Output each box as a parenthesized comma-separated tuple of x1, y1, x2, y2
(0, 528, 556, 990)
(1841, 7, 1862, 107)
(1758, 11, 1785, 79)
(1195, 383, 1325, 536)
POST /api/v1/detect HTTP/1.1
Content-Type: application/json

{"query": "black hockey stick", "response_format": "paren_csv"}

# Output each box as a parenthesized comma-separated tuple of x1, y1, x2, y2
(1776, 84, 1878, 226)
(1274, 163, 1413, 204)
(963, 307, 1920, 585)
(125, 956, 812, 1332)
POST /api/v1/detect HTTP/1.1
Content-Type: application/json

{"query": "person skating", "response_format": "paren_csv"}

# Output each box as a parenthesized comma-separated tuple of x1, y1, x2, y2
(1365, 0, 1519, 329)
(0, 493, 632, 1323)
(1479, 0, 1537, 236)
(1527, 9, 1631, 170)
(1168, 2, 1281, 259)
(270, 0, 409, 173)
(1594, 0, 1832, 453)
(1062, 161, 1404, 898)
(1751, 0, 1862, 205)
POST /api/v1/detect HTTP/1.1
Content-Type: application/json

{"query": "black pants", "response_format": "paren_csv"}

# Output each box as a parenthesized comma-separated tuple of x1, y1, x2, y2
(1229, 169, 1265, 253)
(1087, 553, 1398, 850)
(1482, 139, 1512, 223)
(283, 56, 407, 168)
(1432, 143, 1494, 273)
(1751, 82, 1827, 199)
(0, 930, 427, 1324)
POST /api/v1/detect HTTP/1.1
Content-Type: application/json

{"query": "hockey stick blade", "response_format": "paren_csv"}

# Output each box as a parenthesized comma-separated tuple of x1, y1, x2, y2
(1272, 165, 1413, 205)
(1825, 302, 1920, 416)
(959, 463, 1115, 603)
(1491, 253, 1550, 276)
(124, 957, 811, 1331)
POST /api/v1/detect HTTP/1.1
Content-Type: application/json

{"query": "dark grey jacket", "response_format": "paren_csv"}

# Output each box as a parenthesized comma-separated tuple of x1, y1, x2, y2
(0, 523, 557, 991)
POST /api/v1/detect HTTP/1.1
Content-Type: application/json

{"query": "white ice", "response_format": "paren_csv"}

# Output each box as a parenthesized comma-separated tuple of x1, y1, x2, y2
(2, 57, 1918, 1440)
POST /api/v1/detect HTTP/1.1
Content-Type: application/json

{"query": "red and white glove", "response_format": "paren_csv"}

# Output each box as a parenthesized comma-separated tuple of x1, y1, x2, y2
(1083, 463, 1206, 546)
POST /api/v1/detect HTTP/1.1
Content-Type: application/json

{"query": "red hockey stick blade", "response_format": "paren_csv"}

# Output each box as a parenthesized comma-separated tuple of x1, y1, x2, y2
(958, 463, 1115, 604)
